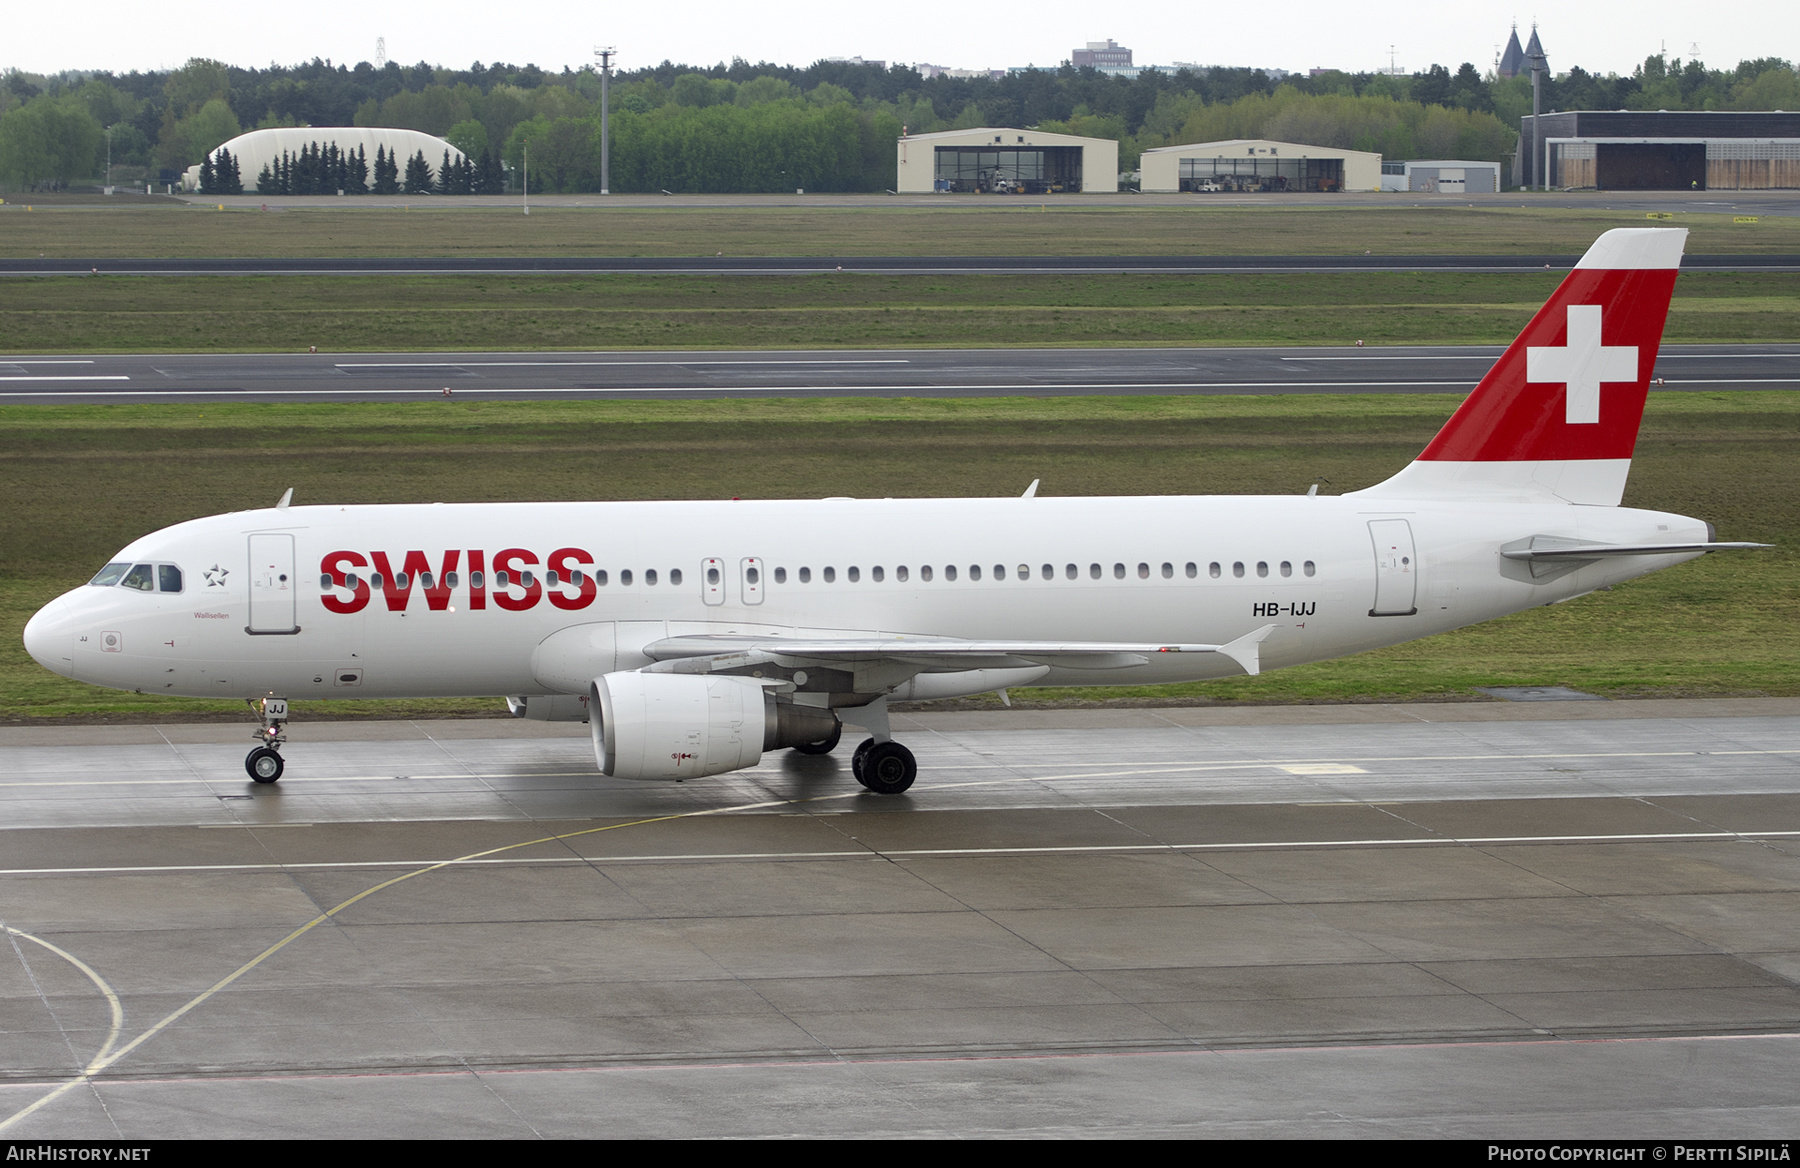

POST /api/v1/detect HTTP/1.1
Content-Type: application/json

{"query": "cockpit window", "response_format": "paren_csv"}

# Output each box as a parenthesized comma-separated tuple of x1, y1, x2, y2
(89, 562, 131, 587)
(158, 565, 183, 593)
(121, 564, 156, 591)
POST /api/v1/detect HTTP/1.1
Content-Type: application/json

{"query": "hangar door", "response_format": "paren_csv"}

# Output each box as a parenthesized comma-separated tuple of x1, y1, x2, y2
(1598, 143, 1706, 190)
(934, 146, 1083, 193)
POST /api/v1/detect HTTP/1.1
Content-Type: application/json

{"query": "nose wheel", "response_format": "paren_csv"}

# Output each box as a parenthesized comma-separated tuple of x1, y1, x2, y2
(246, 746, 284, 783)
(245, 695, 289, 784)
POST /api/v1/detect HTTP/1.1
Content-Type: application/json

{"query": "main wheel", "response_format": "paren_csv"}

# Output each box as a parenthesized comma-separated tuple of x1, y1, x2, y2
(246, 746, 284, 784)
(791, 721, 842, 756)
(850, 737, 875, 786)
(859, 741, 917, 795)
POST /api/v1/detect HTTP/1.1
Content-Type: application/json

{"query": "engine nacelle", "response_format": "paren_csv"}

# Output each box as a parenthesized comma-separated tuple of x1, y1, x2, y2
(591, 671, 840, 780)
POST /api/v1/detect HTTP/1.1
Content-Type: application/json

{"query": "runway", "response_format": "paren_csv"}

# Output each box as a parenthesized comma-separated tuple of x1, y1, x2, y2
(7, 252, 1800, 277)
(4, 344, 1798, 403)
(2, 698, 1796, 1137)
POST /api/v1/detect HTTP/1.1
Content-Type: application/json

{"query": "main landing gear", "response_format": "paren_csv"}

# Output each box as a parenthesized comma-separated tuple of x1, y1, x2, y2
(851, 738, 917, 795)
(244, 696, 288, 784)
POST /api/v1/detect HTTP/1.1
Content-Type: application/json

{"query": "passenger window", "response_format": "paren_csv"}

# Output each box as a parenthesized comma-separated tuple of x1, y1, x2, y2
(1041, 564, 1053, 580)
(568, 570, 581, 587)
(541, 570, 555, 587)
(469, 571, 483, 588)
(89, 562, 130, 587)
(122, 563, 155, 591)
(1161, 563, 1173, 579)
(1185, 562, 1198, 579)
(873, 566, 885, 582)
(773, 567, 786, 584)
(1113, 563, 1125, 580)
(621, 570, 633, 586)
(1209, 562, 1221, 579)
(1090, 563, 1101, 580)
(1137, 563, 1150, 579)
(447, 572, 460, 588)
(969, 565, 981, 581)
(371, 573, 387, 590)
(346, 573, 361, 589)
(1232, 562, 1245, 578)
(595, 570, 607, 586)
(421, 571, 438, 589)
(745, 566, 759, 584)
(823, 567, 836, 583)
(848, 566, 861, 583)
(916, 565, 928, 582)
(1304, 561, 1316, 577)
(707, 566, 721, 584)
(158, 565, 183, 592)
(489, 572, 504, 589)
(994, 565, 1005, 581)
(319, 573, 332, 589)
(944, 565, 957, 581)
(1256, 562, 1268, 578)
(670, 568, 682, 586)
(1065, 564, 1077, 580)
(1280, 561, 1292, 577)
(799, 567, 811, 583)
(645, 569, 658, 586)
(1018, 564, 1030, 580)
(395, 572, 411, 590)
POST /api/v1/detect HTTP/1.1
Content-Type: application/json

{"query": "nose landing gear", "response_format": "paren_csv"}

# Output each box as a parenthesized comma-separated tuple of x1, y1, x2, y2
(245, 696, 288, 783)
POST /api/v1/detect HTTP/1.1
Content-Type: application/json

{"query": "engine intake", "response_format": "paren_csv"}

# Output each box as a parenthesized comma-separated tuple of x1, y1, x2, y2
(591, 671, 840, 780)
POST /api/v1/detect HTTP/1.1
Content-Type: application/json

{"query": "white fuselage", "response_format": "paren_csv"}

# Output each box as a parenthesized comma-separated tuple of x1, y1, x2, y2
(24, 494, 1707, 703)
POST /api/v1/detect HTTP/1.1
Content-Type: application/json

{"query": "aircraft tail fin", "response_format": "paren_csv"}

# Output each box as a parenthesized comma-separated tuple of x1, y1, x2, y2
(1352, 227, 1686, 507)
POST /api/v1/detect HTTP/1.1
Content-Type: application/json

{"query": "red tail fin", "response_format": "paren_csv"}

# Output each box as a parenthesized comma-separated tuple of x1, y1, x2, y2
(1357, 228, 1685, 506)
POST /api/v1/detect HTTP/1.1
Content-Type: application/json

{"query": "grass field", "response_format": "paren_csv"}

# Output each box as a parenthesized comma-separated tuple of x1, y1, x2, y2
(6, 270, 1797, 352)
(3, 201, 1795, 258)
(3, 392, 1794, 720)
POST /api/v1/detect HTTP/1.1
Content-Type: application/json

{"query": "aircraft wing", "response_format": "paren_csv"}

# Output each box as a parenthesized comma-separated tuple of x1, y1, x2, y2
(641, 624, 1278, 678)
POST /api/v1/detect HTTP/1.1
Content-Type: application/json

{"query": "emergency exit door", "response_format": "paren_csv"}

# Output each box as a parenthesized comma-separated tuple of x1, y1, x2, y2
(247, 533, 300, 634)
(1368, 519, 1418, 616)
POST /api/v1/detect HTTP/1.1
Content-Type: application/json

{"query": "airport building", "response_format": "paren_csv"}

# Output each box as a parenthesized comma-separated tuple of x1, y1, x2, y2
(182, 127, 467, 192)
(1519, 110, 1800, 190)
(1139, 139, 1381, 193)
(1379, 159, 1503, 193)
(897, 127, 1119, 194)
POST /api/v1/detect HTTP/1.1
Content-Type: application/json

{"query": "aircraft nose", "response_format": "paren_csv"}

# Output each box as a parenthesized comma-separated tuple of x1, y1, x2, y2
(22, 590, 82, 677)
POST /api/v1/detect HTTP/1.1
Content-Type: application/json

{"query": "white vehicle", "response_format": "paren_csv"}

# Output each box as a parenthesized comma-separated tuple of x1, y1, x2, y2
(23, 229, 1765, 794)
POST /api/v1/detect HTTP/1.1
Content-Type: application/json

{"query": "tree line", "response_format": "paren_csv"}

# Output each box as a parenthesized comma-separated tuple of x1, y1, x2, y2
(3, 51, 1797, 191)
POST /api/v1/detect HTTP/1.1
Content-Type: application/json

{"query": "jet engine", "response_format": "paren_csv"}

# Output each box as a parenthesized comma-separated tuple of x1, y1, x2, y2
(590, 671, 840, 780)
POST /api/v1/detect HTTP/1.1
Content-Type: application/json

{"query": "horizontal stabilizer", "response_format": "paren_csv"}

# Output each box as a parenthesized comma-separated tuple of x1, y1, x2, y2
(1501, 538, 1772, 561)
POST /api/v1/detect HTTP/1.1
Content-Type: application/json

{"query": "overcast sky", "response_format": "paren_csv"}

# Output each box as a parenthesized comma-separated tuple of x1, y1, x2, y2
(10, 1, 1791, 81)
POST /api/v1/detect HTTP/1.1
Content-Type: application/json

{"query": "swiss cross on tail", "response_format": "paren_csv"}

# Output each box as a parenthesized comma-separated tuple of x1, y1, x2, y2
(1527, 305, 1638, 426)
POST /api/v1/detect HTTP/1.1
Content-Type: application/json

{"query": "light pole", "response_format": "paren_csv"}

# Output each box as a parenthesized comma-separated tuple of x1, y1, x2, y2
(105, 124, 115, 192)
(595, 46, 615, 195)
(1528, 33, 1548, 189)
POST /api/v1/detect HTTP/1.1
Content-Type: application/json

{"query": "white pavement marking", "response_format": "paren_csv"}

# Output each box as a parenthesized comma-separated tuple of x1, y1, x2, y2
(4, 828, 1800, 878)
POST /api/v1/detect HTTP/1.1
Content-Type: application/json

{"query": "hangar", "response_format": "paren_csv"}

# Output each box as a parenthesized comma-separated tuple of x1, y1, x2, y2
(1139, 139, 1381, 193)
(1519, 111, 1800, 190)
(1379, 159, 1503, 193)
(182, 127, 468, 192)
(897, 128, 1119, 194)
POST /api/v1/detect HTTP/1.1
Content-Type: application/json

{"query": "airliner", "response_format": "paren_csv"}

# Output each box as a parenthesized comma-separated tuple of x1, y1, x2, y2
(22, 228, 1765, 794)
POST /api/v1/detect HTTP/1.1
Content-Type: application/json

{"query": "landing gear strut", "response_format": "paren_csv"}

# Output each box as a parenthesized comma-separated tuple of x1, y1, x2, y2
(244, 696, 288, 783)
(851, 738, 917, 795)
